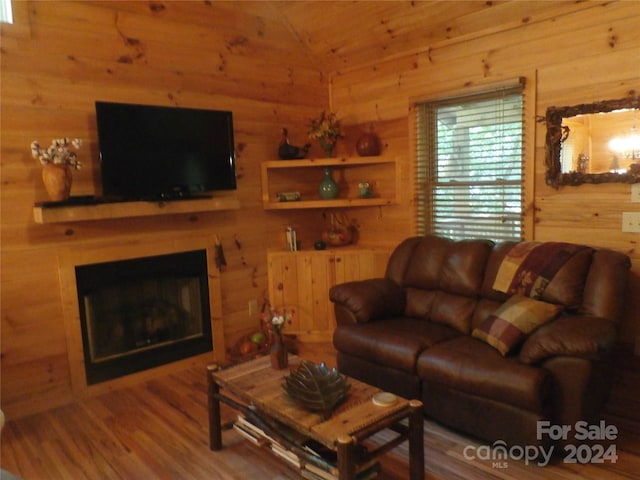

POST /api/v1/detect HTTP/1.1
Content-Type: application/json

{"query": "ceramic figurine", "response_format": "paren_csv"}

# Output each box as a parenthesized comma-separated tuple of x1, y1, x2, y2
(278, 128, 311, 160)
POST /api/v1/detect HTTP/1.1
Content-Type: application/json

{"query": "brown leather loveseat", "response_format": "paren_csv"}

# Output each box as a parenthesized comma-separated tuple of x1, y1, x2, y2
(330, 235, 631, 450)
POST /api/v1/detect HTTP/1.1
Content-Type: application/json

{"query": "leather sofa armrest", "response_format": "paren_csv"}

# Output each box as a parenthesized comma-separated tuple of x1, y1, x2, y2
(519, 315, 617, 365)
(329, 278, 405, 325)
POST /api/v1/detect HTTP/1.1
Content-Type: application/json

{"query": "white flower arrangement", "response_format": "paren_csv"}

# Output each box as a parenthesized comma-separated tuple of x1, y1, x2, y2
(31, 137, 82, 170)
(272, 314, 286, 333)
(260, 302, 294, 336)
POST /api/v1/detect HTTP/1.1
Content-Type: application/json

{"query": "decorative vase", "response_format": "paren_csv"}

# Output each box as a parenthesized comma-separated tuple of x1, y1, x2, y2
(42, 163, 72, 201)
(318, 167, 339, 199)
(356, 130, 381, 157)
(270, 333, 288, 370)
(321, 211, 355, 246)
(319, 138, 336, 158)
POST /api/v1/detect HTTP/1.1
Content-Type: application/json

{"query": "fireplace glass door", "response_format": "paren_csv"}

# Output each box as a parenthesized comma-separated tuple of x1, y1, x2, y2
(83, 275, 204, 362)
(76, 249, 212, 384)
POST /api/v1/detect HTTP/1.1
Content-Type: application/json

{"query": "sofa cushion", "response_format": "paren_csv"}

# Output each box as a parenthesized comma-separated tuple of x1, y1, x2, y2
(330, 278, 406, 323)
(439, 239, 494, 296)
(519, 315, 618, 364)
(430, 291, 478, 334)
(405, 289, 478, 334)
(540, 248, 593, 308)
(404, 287, 437, 319)
(579, 249, 631, 321)
(472, 295, 563, 355)
(402, 237, 493, 296)
(417, 336, 551, 412)
(402, 237, 493, 333)
(384, 237, 423, 286)
(403, 236, 449, 290)
(491, 241, 593, 307)
(332, 318, 461, 373)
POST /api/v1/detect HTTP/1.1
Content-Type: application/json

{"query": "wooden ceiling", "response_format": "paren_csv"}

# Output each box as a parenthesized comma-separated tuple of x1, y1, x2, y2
(99, 1, 602, 75)
(244, 1, 598, 73)
(268, 0, 519, 72)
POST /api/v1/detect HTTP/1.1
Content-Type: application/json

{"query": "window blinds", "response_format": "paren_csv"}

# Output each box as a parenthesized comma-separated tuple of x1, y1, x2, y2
(415, 84, 524, 241)
(0, 0, 12, 24)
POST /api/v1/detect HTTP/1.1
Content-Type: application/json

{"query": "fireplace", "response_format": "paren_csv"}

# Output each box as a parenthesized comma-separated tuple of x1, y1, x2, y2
(75, 249, 212, 385)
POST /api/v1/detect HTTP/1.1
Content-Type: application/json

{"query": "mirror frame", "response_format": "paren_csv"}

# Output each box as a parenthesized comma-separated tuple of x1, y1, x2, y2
(544, 96, 640, 187)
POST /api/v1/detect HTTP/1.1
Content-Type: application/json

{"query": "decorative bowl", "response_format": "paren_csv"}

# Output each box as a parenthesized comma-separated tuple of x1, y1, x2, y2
(282, 361, 350, 414)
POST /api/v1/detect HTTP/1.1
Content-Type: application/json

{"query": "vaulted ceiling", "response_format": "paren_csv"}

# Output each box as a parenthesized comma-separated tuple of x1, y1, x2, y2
(267, 0, 524, 72)
(226, 1, 598, 74)
(100, 1, 600, 75)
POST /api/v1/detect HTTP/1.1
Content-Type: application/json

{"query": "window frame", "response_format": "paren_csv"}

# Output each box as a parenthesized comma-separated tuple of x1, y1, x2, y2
(0, 0, 31, 39)
(411, 77, 535, 242)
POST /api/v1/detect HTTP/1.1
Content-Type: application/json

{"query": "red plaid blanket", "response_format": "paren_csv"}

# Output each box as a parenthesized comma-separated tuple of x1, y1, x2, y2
(493, 242, 591, 298)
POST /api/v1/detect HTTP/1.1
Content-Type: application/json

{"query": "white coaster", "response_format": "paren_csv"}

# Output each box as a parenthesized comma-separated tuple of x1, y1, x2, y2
(372, 392, 397, 407)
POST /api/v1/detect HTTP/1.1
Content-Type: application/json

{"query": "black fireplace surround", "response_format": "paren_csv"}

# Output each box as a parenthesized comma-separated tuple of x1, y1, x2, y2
(75, 249, 212, 385)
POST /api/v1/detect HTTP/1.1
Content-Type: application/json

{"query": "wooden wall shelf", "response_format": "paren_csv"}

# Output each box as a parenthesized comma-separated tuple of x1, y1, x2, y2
(33, 196, 241, 224)
(261, 156, 399, 210)
(264, 197, 393, 210)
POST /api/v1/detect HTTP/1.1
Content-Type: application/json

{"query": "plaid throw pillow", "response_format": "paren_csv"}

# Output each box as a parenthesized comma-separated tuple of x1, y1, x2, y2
(472, 295, 563, 356)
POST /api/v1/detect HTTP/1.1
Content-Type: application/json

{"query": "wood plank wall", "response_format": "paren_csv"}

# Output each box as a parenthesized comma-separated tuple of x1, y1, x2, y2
(328, 2, 640, 339)
(2, 0, 639, 420)
(0, 1, 331, 419)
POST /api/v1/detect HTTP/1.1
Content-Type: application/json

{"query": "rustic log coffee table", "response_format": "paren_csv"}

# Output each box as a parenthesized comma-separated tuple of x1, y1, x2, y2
(207, 355, 424, 480)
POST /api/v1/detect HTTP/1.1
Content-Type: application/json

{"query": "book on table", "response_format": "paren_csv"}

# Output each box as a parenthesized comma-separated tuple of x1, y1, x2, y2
(233, 414, 380, 478)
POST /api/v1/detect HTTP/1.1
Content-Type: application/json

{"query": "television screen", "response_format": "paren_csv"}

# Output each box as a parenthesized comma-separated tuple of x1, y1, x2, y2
(96, 101, 237, 201)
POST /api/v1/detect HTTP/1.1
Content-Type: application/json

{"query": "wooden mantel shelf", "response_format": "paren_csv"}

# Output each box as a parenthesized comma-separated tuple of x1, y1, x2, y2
(33, 196, 241, 224)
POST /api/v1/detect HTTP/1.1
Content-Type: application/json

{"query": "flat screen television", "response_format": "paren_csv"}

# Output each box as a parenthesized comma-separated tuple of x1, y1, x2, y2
(96, 101, 237, 201)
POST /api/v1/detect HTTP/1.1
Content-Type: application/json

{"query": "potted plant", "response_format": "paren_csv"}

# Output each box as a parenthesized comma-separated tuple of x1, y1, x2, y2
(308, 111, 343, 157)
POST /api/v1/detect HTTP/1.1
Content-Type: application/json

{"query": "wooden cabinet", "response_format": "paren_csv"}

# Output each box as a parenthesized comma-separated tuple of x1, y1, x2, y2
(263, 158, 397, 341)
(267, 248, 390, 342)
(260, 157, 399, 210)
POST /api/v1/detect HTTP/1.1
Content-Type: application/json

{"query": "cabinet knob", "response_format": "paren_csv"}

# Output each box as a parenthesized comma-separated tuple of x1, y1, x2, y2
(277, 282, 283, 291)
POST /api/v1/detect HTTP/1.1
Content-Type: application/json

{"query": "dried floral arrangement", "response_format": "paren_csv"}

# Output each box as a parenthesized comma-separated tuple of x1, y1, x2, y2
(308, 111, 342, 141)
(31, 138, 82, 169)
(308, 111, 343, 154)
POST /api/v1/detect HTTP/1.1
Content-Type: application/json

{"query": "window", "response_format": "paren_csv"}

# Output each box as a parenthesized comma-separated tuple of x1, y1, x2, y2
(415, 83, 525, 241)
(0, 0, 13, 24)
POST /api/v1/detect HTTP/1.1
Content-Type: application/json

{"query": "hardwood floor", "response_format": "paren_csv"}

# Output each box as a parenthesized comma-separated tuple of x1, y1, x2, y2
(1, 343, 639, 479)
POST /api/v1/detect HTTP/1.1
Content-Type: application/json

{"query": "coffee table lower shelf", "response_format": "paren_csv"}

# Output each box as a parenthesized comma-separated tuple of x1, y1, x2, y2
(206, 357, 424, 480)
(231, 409, 383, 480)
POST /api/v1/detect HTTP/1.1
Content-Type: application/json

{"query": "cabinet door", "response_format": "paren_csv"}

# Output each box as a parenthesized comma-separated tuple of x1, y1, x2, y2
(333, 250, 387, 284)
(268, 251, 332, 340)
(267, 252, 299, 327)
(267, 249, 391, 341)
(297, 253, 333, 337)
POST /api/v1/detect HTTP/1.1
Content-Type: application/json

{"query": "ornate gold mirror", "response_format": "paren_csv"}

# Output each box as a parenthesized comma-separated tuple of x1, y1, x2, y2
(545, 96, 640, 187)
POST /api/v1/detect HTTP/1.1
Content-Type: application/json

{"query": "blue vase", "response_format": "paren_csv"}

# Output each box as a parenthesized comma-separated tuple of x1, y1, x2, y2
(319, 167, 339, 199)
